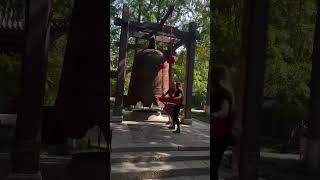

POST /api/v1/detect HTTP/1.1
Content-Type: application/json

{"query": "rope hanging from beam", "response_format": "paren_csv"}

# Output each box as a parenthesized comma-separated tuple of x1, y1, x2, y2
(158, 5, 183, 113)
(159, 6, 175, 96)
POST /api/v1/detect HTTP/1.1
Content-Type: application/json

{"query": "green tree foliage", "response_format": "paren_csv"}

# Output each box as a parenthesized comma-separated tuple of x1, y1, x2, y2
(0, 0, 73, 107)
(44, 0, 74, 104)
(213, 0, 243, 67)
(213, 0, 317, 141)
(52, 0, 74, 18)
(214, 0, 317, 109)
(264, 0, 316, 110)
(46, 35, 68, 104)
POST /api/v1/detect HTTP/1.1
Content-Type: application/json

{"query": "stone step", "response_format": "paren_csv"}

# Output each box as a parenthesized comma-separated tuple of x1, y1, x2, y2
(144, 175, 210, 180)
(112, 146, 210, 152)
(111, 160, 210, 180)
(0, 153, 10, 179)
(111, 151, 210, 163)
(145, 176, 266, 180)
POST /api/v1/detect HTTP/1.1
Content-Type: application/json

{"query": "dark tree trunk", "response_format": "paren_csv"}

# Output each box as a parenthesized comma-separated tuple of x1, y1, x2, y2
(306, 1, 320, 176)
(55, 0, 108, 139)
(239, 0, 269, 180)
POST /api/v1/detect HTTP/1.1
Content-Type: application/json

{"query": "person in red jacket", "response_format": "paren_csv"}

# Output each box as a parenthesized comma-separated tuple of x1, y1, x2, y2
(211, 66, 234, 180)
(168, 82, 183, 133)
(163, 82, 176, 127)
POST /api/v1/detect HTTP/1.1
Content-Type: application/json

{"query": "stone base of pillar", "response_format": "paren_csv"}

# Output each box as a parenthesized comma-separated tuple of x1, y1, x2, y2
(181, 118, 192, 125)
(7, 171, 42, 180)
(306, 139, 320, 174)
(111, 116, 123, 123)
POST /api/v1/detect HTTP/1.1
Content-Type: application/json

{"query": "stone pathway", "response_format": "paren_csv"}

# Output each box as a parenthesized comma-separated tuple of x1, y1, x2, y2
(105, 111, 212, 180)
(110, 119, 210, 151)
(0, 112, 300, 180)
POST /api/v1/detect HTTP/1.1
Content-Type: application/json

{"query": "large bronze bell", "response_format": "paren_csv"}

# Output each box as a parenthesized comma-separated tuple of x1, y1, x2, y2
(126, 49, 169, 108)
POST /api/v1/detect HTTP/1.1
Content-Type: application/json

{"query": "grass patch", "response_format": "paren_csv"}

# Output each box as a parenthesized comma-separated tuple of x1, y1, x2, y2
(259, 157, 310, 180)
(260, 137, 298, 154)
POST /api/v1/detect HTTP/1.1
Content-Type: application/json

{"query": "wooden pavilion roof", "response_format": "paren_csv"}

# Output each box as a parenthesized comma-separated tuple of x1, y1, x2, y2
(114, 17, 200, 44)
(0, 17, 69, 54)
(0, 2, 70, 54)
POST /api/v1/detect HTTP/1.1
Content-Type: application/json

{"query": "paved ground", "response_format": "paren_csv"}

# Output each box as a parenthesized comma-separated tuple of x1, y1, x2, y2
(83, 110, 210, 151)
(107, 112, 212, 180)
(110, 117, 210, 151)
(0, 112, 299, 180)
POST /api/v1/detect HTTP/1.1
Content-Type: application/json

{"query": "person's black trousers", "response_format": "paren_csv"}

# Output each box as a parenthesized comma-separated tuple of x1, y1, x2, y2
(211, 137, 230, 180)
(172, 105, 182, 129)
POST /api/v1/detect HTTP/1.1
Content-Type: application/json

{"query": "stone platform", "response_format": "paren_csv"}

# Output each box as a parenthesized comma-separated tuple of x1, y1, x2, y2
(106, 112, 212, 180)
(109, 117, 210, 151)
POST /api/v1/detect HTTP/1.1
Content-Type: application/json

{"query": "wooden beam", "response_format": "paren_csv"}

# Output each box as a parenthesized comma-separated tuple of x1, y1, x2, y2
(128, 26, 180, 39)
(239, 0, 269, 179)
(183, 22, 197, 125)
(113, 5, 129, 119)
(129, 21, 185, 39)
(8, 0, 52, 179)
(114, 18, 195, 40)
(155, 35, 179, 44)
(128, 31, 180, 44)
(172, 39, 185, 51)
(129, 30, 154, 39)
(0, 17, 68, 54)
(115, 41, 147, 49)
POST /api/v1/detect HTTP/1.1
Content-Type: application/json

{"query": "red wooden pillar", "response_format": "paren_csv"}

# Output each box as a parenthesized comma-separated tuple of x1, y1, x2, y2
(112, 4, 129, 122)
(8, 0, 51, 179)
(183, 22, 197, 125)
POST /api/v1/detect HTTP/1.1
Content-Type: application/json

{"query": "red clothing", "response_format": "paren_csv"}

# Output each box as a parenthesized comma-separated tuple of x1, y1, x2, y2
(210, 86, 232, 139)
(165, 87, 175, 96)
(211, 116, 229, 139)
